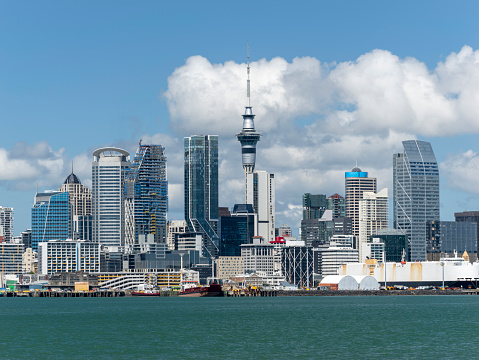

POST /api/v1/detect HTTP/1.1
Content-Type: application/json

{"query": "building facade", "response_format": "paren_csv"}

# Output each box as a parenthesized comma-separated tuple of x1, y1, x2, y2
(32, 191, 72, 251)
(455, 211, 479, 254)
(345, 167, 377, 237)
(0, 243, 24, 274)
(219, 204, 256, 257)
(38, 240, 101, 275)
(184, 135, 219, 258)
(393, 140, 440, 261)
(302, 193, 328, 220)
(0, 206, 14, 243)
(92, 147, 130, 249)
(246, 170, 275, 243)
(125, 144, 168, 245)
(371, 228, 409, 262)
(358, 188, 389, 261)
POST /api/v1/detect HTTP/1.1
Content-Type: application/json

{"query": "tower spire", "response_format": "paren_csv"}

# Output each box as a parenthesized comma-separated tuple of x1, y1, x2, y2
(247, 42, 251, 107)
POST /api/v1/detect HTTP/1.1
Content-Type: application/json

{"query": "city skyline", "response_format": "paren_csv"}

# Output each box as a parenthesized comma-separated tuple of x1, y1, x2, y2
(1, 2, 479, 235)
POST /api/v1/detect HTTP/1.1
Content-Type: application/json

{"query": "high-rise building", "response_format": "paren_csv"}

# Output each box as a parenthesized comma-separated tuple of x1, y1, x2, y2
(371, 228, 409, 262)
(92, 147, 130, 249)
(345, 167, 377, 237)
(426, 220, 477, 260)
(59, 171, 92, 240)
(236, 49, 261, 179)
(0, 242, 24, 274)
(184, 135, 219, 258)
(31, 191, 72, 251)
(302, 193, 328, 220)
(328, 194, 346, 218)
(0, 206, 14, 243)
(358, 188, 389, 261)
(246, 170, 275, 243)
(393, 140, 439, 261)
(167, 220, 188, 251)
(125, 143, 168, 245)
(301, 210, 333, 246)
(219, 204, 256, 256)
(455, 211, 479, 254)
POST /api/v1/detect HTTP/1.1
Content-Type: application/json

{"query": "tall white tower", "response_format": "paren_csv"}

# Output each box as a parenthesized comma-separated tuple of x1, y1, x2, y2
(92, 147, 130, 249)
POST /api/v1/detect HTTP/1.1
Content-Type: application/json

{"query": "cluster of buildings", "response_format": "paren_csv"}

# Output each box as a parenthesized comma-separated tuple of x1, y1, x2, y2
(1, 59, 478, 291)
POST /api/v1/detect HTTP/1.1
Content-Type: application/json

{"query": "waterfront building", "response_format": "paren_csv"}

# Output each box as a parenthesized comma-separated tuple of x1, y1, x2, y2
(92, 147, 130, 248)
(215, 256, 244, 281)
(0, 242, 24, 274)
(184, 135, 219, 258)
(38, 239, 100, 275)
(0, 206, 14, 243)
(167, 220, 188, 251)
(219, 204, 256, 257)
(125, 144, 168, 245)
(455, 211, 479, 254)
(31, 191, 72, 251)
(393, 140, 439, 261)
(361, 238, 385, 263)
(241, 237, 275, 276)
(345, 167, 377, 237)
(303, 193, 328, 220)
(328, 194, 346, 218)
(281, 245, 314, 288)
(59, 171, 92, 240)
(358, 188, 388, 261)
(314, 242, 359, 278)
(245, 170, 275, 243)
(371, 228, 409, 262)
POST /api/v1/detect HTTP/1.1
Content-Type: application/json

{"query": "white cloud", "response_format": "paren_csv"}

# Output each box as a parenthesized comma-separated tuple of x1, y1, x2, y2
(440, 150, 479, 195)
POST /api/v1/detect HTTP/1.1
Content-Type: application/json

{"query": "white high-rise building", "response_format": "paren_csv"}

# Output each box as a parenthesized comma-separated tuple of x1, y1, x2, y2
(0, 206, 14, 243)
(92, 147, 130, 249)
(246, 170, 275, 243)
(358, 188, 389, 261)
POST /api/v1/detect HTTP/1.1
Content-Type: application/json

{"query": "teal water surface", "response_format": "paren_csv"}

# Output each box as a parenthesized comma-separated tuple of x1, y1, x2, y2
(1, 296, 478, 359)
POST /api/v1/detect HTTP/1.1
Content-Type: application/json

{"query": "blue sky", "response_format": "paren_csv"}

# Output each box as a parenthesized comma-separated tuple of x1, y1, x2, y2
(1, 1, 479, 235)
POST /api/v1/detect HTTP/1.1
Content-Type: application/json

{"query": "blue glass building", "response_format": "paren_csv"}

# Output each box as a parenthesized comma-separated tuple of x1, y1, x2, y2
(394, 140, 440, 261)
(125, 144, 168, 244)
(31, 191, 72, 251)
(184, 135, 219, 258)
(219, 204, 256, 256)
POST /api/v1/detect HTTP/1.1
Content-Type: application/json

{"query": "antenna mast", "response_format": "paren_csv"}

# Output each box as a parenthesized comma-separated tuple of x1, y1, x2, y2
(247, 42, 251, 107)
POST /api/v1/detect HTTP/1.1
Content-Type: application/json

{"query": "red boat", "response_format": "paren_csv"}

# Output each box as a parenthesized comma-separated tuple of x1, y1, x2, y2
(178, 283, 223, 297)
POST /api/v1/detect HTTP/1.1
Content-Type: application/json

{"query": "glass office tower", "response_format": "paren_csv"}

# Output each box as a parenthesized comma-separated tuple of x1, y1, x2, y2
(32, 191, 72, 251)
(125, 144, 168, 245)
(184, 135, 219, 258)
(393, 140, 440, 261)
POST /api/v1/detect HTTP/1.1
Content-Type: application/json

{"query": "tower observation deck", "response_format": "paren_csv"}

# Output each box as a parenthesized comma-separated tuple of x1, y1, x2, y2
(236, 45, 261, 175)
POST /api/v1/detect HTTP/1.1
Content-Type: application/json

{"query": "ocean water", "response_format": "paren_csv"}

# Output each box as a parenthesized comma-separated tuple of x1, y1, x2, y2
(1, 295, 478, 359)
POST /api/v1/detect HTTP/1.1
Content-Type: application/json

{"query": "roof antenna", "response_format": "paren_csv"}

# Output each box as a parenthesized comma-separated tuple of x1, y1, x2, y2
(71, 160, 74, 174)
(247, 42, 251, 107)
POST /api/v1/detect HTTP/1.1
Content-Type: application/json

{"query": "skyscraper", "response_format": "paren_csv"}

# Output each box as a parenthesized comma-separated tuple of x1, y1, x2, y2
(0, 206, 14, 243)
(59, 170, 92, 240)
(237, 48, 261, 183)
(92, 147, 130, 249)
(302, 193, 328, 220)
(246, 170, 275, 243)
(31, 191, 72, 251)
(125, 143, 168, 245)
(393, 140, 440, 261)
(345, 167, 377, 237)
(358, 188, 389, 261)
(184, 135, 219, 257)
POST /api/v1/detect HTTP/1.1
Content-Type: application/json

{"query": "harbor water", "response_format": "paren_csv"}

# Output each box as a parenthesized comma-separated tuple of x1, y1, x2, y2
(1, 295, 478, 359)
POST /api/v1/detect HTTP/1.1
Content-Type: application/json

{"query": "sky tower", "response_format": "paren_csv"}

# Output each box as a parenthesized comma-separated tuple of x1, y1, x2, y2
(236, 44, 261, 176)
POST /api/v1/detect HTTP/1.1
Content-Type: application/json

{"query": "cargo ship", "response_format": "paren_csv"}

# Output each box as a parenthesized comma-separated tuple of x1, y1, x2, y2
(178, 283, 223, 297)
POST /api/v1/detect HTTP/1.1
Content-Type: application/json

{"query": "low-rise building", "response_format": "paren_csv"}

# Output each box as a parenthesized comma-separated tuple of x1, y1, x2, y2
(215, 256, 244, 280)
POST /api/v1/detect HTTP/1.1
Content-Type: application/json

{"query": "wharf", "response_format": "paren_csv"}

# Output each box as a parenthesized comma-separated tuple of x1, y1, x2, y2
(276, 289, 474, 296)
(5, 290, 126, 298)
(224, 288, 277, 297)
